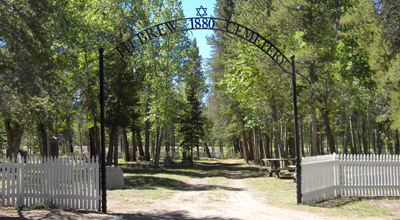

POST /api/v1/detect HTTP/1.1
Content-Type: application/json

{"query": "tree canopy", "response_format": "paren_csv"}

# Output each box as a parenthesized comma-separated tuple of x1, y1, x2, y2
(1, 0, 400, 162)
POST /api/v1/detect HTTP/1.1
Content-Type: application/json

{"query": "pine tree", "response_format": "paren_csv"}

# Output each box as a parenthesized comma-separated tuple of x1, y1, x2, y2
(178, 39, 206, 163)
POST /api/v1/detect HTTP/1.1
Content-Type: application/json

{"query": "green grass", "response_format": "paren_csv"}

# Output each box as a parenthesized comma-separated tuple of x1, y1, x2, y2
(199, 205, 216, 210)
(206, 176, 228, 188)
(248, 176, 400, 218)
(208, 197, 226, 203)
(116, 198, 153, 206)
(121, 165, 192, 191)
(109, 189, 173, 200)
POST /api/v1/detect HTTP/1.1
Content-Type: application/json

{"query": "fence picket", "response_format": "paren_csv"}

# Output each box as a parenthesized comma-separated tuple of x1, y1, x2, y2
(60, 156, 65, 207)
(302, 153, 400, 203)
(0, 154, 99, 210)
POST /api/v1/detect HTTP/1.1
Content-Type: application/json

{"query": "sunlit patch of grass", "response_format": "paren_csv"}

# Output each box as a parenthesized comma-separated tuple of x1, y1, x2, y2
(109, 189, 173, 200)
(199, 205, 216, 210)
(208, 197, 226, 203)
(207, 176, 228, 188)
(125, 210, 144, 215)
(6, 206, 19, 211)
(207, 191, 225, 197)
(330, 200, 391, 217)
(116, 198, 153, 206)
(205, 191, 227, 203)
(248, 177, 398, 218)
(249, 177, 296, 206)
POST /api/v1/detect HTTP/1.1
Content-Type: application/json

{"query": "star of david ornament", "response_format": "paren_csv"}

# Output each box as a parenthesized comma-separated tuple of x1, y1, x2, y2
(196, 5, 207, 17)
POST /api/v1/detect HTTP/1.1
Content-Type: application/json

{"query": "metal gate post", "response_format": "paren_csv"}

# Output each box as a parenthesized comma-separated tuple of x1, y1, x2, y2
(99, 48, 107, 213)
(291, 55, 302, 204)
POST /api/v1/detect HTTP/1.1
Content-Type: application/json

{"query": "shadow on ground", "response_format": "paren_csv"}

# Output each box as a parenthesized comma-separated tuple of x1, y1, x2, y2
(7, 208, 241, 220)
(122, 161, 267, 180)
(119, 161, 266, 191)
(123, 175, 242, 191)
(308, 196, 400, 208)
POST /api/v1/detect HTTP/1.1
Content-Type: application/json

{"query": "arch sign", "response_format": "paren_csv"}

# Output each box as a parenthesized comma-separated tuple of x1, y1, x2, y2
(99, 6, 301, 213)
(112, 7, 290, 72)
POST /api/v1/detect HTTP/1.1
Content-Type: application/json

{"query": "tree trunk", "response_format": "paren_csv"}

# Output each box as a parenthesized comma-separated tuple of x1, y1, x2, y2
(204, 142, 211, 158)
(136, 130, 144, 157)
(321, 109, 335, 154)
(242, 121, 249, 164)
(362, 116, 368, 154)
(387, 127, 393, 154)
(123, 129, 130, 161)
(319, 127, 323, 154)
(343, 111, 349, 154)
(282, 125, 288, 157)
(376, 125, 382, 154)
(131, 129, 137, 161)
(271, 103, 287, 162)
(248, 130, 254, 160)
(113, 129, 119, 167)
(93, 114, 99, 156)
(259, 130, 264, 159)
(350, 114, 357, 154)
(5, 121, 24, 159)
(39, 123, 48, 158)
(394, 129, 400, 155)
(69, 135, 73, 154)
(355, 112, 362, 154)
(106, 127, 116, 166)
(78, 118, 83, 155)
(253, 127, 260, 164)
(145, 100, 151, 161)
(270, 125, 273, 157)
(85, 123, 90, 154)
(311, 106, 319, 155)
(264, 134, 270, 158)
(151, 131, 156, 160)
(393, 129, 400, 154)
(166, 141, 170, 156)
(289, 137, 295, 158)
(233, 136, 240, 155)
(155, 127, 164, 168)
(219, 140, 224, 159)
(367, 101, 373, 154)
(171, 128, 176, 159)
(38, 132, 43, 157)
(89, 127, 96, 156)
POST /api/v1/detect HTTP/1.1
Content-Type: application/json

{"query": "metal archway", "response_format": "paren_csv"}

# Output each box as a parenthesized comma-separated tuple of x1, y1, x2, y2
(99, 7, 301, 213)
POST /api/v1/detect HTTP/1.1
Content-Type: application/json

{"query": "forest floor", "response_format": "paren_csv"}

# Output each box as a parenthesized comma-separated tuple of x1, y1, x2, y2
(1, 159, 400, 219)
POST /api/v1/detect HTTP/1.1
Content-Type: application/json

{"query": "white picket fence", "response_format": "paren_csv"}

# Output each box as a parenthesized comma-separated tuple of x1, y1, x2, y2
(302, 153, 400, 203)
(0, 154, 100, 210)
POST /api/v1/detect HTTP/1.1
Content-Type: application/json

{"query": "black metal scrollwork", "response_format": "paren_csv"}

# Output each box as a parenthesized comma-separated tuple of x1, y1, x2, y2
(113, 17, 291, 73)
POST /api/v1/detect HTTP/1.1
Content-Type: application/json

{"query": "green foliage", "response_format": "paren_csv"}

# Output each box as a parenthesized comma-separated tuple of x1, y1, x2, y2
(177, 39, 206, 151)
(2, 0, 400, 158)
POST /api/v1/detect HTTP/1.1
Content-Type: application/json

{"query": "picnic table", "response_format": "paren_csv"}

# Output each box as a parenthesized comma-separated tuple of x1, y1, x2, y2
(262, 158, 296, 179)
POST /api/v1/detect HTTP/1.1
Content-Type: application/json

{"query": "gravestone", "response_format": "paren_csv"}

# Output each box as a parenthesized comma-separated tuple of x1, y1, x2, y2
(182, 151, 187, 160)
(163, 155, 174, 166)
(106, 167, 124, 189)
(50, 136, 59, 157)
